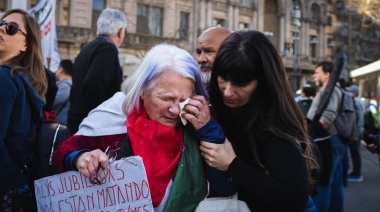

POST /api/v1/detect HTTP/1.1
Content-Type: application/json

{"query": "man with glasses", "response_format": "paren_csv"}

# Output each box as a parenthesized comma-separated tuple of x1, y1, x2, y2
(68, 9, 127, 134)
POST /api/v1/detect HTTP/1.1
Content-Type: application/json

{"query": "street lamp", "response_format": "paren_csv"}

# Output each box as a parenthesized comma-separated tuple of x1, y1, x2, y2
(292, 3, 301, 91)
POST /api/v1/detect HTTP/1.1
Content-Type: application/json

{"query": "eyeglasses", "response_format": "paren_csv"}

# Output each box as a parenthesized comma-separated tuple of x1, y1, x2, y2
(0, 19, 27, 36)
(90, 146, 119, 185)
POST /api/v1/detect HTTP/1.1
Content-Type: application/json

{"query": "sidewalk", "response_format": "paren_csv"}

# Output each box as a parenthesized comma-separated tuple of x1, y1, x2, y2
(344, 146, 380, 212)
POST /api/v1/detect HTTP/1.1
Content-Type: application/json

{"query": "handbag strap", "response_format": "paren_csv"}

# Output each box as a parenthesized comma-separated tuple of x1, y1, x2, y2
(4, 135, 30, 176)
(49, 124, 62, 165)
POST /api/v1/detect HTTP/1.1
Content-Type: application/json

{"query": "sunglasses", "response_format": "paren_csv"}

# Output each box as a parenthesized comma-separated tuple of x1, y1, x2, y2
(0, 19, 27, 36)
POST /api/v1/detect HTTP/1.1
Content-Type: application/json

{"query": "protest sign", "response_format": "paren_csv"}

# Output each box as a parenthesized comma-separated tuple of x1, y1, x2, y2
(34, 156, 153, 212)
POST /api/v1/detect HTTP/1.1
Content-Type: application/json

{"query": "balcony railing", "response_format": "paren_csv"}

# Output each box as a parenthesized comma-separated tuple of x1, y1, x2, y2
(56, 26, 182, 50)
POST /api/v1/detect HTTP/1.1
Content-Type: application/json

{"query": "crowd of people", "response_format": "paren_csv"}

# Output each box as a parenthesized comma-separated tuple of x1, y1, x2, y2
(1, 7, 379, 212)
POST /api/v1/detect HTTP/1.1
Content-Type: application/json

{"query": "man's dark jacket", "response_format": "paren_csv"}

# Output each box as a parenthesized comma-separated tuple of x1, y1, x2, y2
(68, 37, 123, 134)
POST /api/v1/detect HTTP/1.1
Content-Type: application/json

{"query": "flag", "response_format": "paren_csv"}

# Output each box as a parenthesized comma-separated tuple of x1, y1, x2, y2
(28, 0, 60, 72)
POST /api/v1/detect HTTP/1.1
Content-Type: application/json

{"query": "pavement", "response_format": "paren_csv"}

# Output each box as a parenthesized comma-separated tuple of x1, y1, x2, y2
(344, 146, 380, 212)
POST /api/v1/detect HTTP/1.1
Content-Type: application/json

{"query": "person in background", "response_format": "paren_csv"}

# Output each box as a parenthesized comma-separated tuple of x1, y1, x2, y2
(68, 9, 127, 134)
(298, 83, 317, 116)
(361, 97, 380, 165)
(54, 44, 227, 211)
(344, 85, 364, 182)
(198, 30, 319, 211)
(307, 61, 345, 212)
(196, 26, 231, 90)
(0, 9, 47, 211)
(43, 66, 58, 112)
(53, 59, 73, 125)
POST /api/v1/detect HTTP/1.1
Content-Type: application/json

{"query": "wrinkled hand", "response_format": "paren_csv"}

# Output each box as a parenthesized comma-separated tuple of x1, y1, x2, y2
(199, 139, 236, 171)
(182, 95, 210, 130)
(75, 149, 109, 177)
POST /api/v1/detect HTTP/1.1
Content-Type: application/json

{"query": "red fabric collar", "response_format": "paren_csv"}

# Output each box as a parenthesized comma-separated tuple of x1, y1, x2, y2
(127, 105, 183, 207)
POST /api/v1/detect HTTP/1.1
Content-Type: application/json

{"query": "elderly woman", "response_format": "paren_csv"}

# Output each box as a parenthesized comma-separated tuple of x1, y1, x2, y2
(0, 9, 47, 211)
(54, 44, 221, 211)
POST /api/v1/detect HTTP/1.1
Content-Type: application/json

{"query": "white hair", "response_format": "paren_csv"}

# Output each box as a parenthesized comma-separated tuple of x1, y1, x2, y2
(121, 43, 208, 116)
(96, 9, 127, 36)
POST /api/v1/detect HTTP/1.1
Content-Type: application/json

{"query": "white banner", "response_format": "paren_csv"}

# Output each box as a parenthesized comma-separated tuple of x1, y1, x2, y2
(34, 156, 154, 212)
(28, 0, 60, 72)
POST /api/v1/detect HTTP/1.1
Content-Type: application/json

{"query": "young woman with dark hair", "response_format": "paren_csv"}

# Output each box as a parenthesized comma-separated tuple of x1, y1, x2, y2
(198, 30, 319, 211)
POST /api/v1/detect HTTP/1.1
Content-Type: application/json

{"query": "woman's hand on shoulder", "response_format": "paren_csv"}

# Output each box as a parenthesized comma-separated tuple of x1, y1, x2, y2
(75, 149, 109, 177)
(199, 139, 236, 171)
(182, 95, 211, 129)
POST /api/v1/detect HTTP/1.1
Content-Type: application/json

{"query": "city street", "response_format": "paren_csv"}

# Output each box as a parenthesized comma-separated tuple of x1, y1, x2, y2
(344, 146, 380, 212)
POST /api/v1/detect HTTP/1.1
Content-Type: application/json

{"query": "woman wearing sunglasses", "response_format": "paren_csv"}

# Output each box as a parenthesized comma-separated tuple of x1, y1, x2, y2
(0, 9, 47, 211)
(54, 44, 231, 211)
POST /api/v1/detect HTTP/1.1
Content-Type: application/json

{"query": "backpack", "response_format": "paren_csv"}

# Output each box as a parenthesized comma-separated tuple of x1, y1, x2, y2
(5, 108, 71, 187)
(334, 87, 357, 144)
(32, 112, 71, 180)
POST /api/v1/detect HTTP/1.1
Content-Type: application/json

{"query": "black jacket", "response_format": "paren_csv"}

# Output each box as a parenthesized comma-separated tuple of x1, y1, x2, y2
(68, 37, 123, 134)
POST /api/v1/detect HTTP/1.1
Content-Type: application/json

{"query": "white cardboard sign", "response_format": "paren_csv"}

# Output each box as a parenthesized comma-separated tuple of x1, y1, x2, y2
(34, 156, 153, 212)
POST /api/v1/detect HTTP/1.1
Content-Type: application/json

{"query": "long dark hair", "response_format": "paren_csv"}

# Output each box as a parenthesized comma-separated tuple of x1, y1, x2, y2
(209, 30, 318, 184)
(2, 9, 47, 97)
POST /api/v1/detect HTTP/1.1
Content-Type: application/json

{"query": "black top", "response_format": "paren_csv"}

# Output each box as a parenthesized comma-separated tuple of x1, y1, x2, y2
(227, 129, 309, 212)
(68, 37, 123, 133)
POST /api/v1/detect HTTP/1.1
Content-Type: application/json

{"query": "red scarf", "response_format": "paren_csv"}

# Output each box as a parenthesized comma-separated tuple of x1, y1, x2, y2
(127, 105, 183, 207)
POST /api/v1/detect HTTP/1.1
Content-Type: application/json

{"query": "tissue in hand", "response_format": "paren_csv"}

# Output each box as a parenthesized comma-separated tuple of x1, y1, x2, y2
(179, 98, 190, 125)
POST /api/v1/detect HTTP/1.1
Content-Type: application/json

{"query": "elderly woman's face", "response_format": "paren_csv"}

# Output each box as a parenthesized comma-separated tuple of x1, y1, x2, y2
(142, 70, 194, 127)
(0, 13, 27, 61)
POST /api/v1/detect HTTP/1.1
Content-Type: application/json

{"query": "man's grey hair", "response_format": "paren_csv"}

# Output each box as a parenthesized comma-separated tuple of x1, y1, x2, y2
(96, 9, 127, 36)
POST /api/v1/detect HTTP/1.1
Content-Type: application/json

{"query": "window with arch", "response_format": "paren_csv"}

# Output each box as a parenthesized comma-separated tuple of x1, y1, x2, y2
(290, 0, 301, 27)
(310, 4, 320, 21)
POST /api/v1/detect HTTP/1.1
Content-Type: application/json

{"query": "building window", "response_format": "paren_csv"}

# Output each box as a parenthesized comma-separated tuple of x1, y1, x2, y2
(92, 0, 106, 28)
(151, 7, 163, 36)
(310, 4, 319, 21)
(213, 18, 226, 27)
(292, 32, 300, 56)
(239, 22, 249, 30)
(310, 36, 318, 57)
(179, 12, 189, 40)
(240, 0, 252, 7)
(137, 4, 149, 34)
(56, 0, 70, 26)
(0, 0, 6, 12)
(327, 38, 334, 48)
(327, 16, 333, 26)
(30, 0, 39, 7)
(290, 1, 301, 27)
(137, 4, 163, 36)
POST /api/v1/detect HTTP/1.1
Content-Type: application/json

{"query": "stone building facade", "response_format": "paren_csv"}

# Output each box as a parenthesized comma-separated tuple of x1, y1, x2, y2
(1, 0, 340, 90)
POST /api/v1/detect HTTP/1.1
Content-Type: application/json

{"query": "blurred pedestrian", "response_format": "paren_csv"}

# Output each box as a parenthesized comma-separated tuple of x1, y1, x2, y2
(298, 83, 316, 116)
(53, 59, 73, 125)
(68, 9, 127, 134)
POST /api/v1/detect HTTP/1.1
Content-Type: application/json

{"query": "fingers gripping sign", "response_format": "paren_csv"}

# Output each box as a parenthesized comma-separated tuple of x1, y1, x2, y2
(75, 149, 109, 178)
